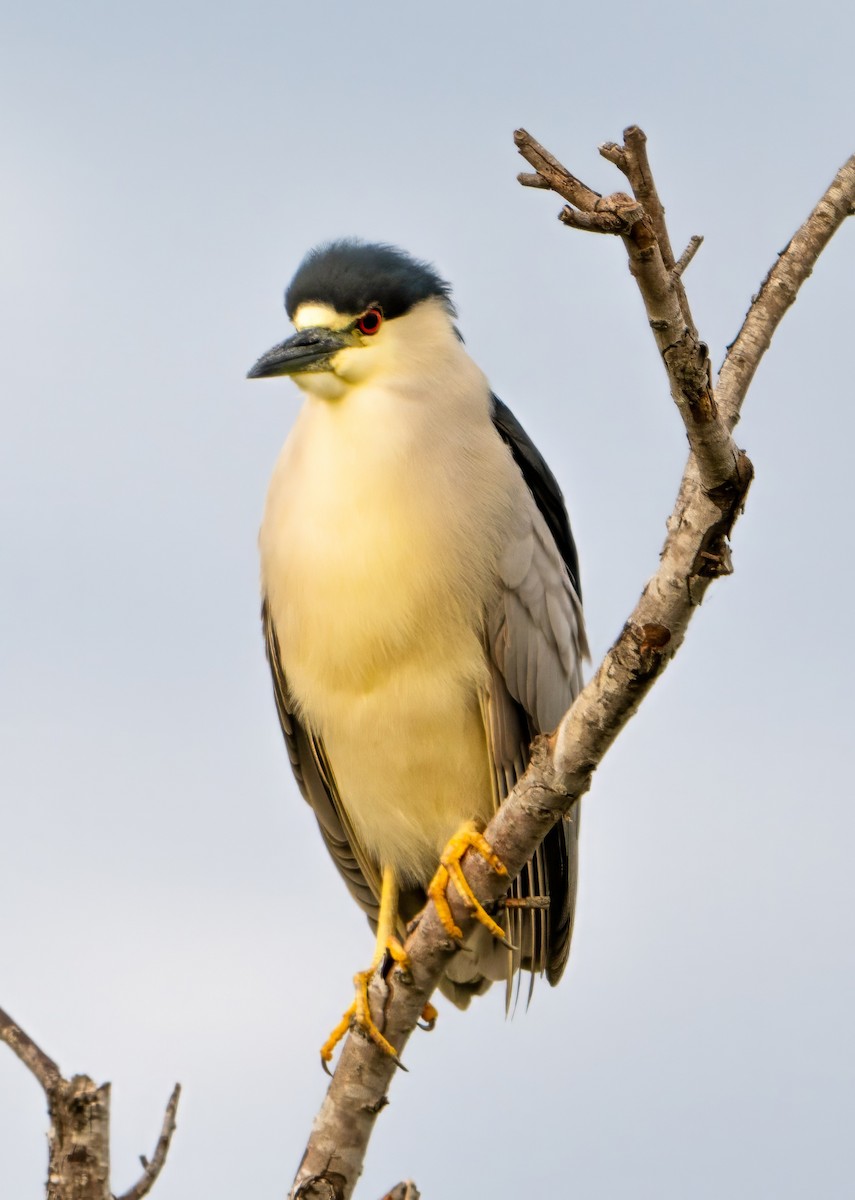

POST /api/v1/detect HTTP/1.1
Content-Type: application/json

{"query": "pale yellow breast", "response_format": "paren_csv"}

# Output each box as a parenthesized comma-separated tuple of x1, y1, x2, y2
(261, 379, 519, 883)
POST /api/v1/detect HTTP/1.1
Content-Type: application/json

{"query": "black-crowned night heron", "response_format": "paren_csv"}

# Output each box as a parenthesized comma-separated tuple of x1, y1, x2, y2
(248, 241, 587, 1063)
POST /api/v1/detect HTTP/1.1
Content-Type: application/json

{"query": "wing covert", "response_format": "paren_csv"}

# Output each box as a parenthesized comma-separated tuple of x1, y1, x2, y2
(485, 395, 588, 990)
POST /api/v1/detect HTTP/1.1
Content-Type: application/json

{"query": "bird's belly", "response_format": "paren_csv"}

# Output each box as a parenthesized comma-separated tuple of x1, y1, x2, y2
(267, 539, 498, 882)
(273, 515, 497, 884)
(261, 392, 511, 883)
(302, 652, 494, 886)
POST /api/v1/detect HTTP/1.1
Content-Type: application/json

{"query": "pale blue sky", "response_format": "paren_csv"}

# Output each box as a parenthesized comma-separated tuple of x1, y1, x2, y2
(2, 3, 853, 1197)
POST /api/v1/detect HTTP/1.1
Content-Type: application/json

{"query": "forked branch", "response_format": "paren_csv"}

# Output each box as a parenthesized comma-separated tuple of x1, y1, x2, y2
(290, 130, 855, 1200)
(0, 1005, 180, 1200)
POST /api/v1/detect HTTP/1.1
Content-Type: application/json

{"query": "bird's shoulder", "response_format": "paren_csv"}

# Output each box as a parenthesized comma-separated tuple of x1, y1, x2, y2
(490, 393, 581, 600)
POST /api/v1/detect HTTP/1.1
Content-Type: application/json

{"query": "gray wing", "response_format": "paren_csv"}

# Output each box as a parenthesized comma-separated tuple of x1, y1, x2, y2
(262, 600, 382, 926)
(486, 397, 588, 992)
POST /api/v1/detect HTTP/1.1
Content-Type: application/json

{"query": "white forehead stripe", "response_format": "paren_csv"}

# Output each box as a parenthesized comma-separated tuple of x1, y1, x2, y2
(293, 303, 353, 331)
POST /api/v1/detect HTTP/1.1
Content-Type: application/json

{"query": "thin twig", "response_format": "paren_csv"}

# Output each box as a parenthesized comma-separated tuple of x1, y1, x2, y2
(115, 1084, 182, 1200)
(514, 128, 601, 210)
(0, 1005, 61, 1093)
(717, 153, 855, 428)
(672, 235, 704, 280)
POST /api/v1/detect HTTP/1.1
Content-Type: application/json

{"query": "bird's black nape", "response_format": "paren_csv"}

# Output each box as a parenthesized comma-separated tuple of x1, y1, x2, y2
(285, 240, 456, 322)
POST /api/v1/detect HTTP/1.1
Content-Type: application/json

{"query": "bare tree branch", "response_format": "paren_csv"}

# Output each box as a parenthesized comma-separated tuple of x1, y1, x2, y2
(1, 1004, 180, 1200)
(517, 127, 738, 493)
(717, 153, 855, 428)
(289, 130, 854, 1200)
(512, 131, 601, 209)
(114, 1084, 182, 1200)
(0, 1005, 62, 1094)
(48, 1074, 112, 1200)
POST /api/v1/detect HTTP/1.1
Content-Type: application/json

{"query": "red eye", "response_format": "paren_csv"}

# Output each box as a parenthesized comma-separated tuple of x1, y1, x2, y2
(357, 308, 383, 336)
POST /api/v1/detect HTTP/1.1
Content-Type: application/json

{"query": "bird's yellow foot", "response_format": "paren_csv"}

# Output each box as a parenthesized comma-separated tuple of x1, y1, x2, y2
(319, 937, 412, 1070)
(320, 968, 399, 1069)
(427, 821, 510, 943)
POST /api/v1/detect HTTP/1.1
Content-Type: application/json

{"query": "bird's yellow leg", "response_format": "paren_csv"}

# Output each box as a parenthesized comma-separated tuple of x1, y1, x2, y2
(427, 820, 509, 942)
(320, 866, 411, 1068)
(373, 865, 407, 970)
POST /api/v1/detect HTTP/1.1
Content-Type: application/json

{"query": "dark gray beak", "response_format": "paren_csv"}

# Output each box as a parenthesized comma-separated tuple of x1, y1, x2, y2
(247, 327, 352, 379)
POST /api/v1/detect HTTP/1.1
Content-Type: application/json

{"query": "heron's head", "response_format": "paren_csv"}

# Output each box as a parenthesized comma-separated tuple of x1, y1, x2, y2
(247, 240, 461, 400)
